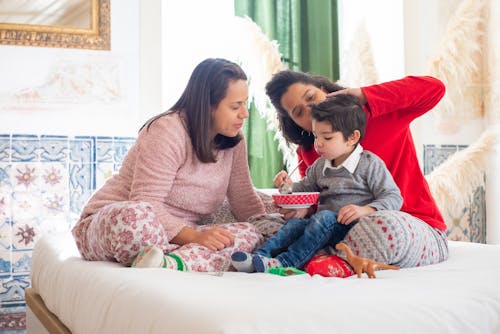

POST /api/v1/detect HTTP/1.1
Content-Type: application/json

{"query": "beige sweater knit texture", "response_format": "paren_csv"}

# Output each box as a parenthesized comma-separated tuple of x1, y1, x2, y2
(78, 113, 265, 240)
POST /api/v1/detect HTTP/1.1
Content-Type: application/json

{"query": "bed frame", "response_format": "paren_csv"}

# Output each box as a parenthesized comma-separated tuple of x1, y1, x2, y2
(25, 287, 71, 334)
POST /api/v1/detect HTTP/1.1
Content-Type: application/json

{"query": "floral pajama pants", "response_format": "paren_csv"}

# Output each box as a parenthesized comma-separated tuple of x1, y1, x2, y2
(72, 201, 263, 271)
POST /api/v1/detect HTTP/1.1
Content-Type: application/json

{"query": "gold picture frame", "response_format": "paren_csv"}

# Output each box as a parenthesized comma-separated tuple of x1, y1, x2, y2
(0, 0, 110, 50)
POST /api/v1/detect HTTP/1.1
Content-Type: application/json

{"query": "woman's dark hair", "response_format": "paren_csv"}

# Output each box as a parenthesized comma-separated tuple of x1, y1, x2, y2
(311, 95, 366, 144)
(265, 70, 344, 150)
(141, 58, 247, 163)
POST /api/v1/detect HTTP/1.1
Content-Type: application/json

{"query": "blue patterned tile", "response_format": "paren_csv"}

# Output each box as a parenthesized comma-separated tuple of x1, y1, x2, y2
(0, 246, 11, 274)
(423, 144, 467, 175)
(468, 186, 486, 243)
(10, 251, 31, 274)
(39, 135, 69, 162)
(424, 144, 486, 243)
(69, 163, 94, 192)
(11, 192, 42, 223)
(0, 305, 25, 314)
(69, 163, 94, 214)
(0, 261, 11, 276)
(70, 190, 93, 217)
(69, 136, 95, 164)
(10, 163, 41, 193)
(11, 219, 37, 251)
(39, 162, 67, 193)
(0, 274, 30, 307)
(113, 137, 135, 164)
(0, 164, 13, 192)
(0, 191, 12, 229)
(0, 135, 10, 162)
(96, 137, 114, 162)
(0, 220, 12, 253)
(10, 135, 39, 163)
(41, 190, 68, 219)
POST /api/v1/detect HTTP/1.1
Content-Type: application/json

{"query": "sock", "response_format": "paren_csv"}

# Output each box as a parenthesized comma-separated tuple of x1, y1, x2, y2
(165, 253, 188, 271)
(231, 251, 255, 273)
(131, 245, 187, 271)
(252, 254, 282, 273)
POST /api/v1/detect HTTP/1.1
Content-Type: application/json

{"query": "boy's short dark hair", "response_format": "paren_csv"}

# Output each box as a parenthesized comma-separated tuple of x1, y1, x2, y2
(311, 95, 366, 143)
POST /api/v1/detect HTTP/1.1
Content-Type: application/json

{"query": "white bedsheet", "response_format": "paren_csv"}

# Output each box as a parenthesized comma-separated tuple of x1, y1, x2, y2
(31, 232, 500, 334)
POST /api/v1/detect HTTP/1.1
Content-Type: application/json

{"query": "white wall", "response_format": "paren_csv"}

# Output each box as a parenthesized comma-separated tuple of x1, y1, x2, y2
(139, 0, 163, 126)
(160, 0, 235, 116)
(0, 0, 141, 137)
(338, 0, 405, 82)
(404, 0, 485, 150)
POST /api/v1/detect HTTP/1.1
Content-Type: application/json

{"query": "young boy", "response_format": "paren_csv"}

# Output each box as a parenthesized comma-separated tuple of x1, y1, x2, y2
(232, 94, 403, 273)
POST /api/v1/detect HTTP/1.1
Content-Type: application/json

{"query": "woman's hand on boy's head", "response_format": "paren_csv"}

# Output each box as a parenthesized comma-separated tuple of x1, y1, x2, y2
(326, 88, 367, 105)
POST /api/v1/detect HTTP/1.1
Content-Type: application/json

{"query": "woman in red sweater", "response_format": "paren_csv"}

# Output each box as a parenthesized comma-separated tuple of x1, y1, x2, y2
(265, 71, 449, 268)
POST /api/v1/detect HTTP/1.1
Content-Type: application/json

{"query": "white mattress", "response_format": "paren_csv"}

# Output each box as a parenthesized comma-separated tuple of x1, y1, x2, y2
(31, 232, 500, 334)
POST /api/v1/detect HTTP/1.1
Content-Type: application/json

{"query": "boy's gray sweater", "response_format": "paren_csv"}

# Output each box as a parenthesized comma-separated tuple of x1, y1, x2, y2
(293, 151, 402, 213)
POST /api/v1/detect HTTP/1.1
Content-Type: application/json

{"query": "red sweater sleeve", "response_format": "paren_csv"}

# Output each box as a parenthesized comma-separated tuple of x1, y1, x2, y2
(360, 76, 446, 231)
(362, 76, 445, 124)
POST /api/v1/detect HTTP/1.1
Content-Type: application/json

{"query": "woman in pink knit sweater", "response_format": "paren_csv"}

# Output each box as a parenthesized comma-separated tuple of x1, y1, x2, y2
(72, 58, 266, 272)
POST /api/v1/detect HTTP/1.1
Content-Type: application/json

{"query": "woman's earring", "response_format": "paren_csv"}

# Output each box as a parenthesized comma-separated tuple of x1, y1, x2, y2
(301, 130, 311, 136)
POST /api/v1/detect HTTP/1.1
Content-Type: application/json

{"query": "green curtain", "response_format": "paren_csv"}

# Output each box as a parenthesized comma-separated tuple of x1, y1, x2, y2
(235, 0, 339, 187)
(235, 0, 339, 79)
(241, 101, 283, 188)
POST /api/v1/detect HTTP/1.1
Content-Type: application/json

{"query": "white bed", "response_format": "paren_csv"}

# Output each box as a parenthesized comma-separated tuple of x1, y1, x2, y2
(27, 231, 500, 334)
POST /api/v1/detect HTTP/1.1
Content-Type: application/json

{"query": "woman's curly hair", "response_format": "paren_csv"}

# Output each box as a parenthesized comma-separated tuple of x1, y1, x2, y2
(265, 70, 344, 150)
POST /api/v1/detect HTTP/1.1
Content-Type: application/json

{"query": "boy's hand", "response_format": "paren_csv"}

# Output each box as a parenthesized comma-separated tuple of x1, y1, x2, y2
(337, 205, 375, 225)
(273, 170, 290, 189)
(280, 207, 309, 220)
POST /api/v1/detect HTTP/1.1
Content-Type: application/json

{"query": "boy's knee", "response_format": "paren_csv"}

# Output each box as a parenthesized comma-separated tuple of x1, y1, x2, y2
(309, 211, 338, 232)
(313, 211, 337, 225)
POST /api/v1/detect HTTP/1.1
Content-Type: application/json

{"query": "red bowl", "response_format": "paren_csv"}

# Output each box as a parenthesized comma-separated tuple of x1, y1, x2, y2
(272, 192, 320, 209)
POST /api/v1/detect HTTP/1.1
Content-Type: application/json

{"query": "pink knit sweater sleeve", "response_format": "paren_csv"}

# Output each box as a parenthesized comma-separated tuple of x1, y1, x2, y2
(128, 116, 192, 240)
(226, 138, 265, 220)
